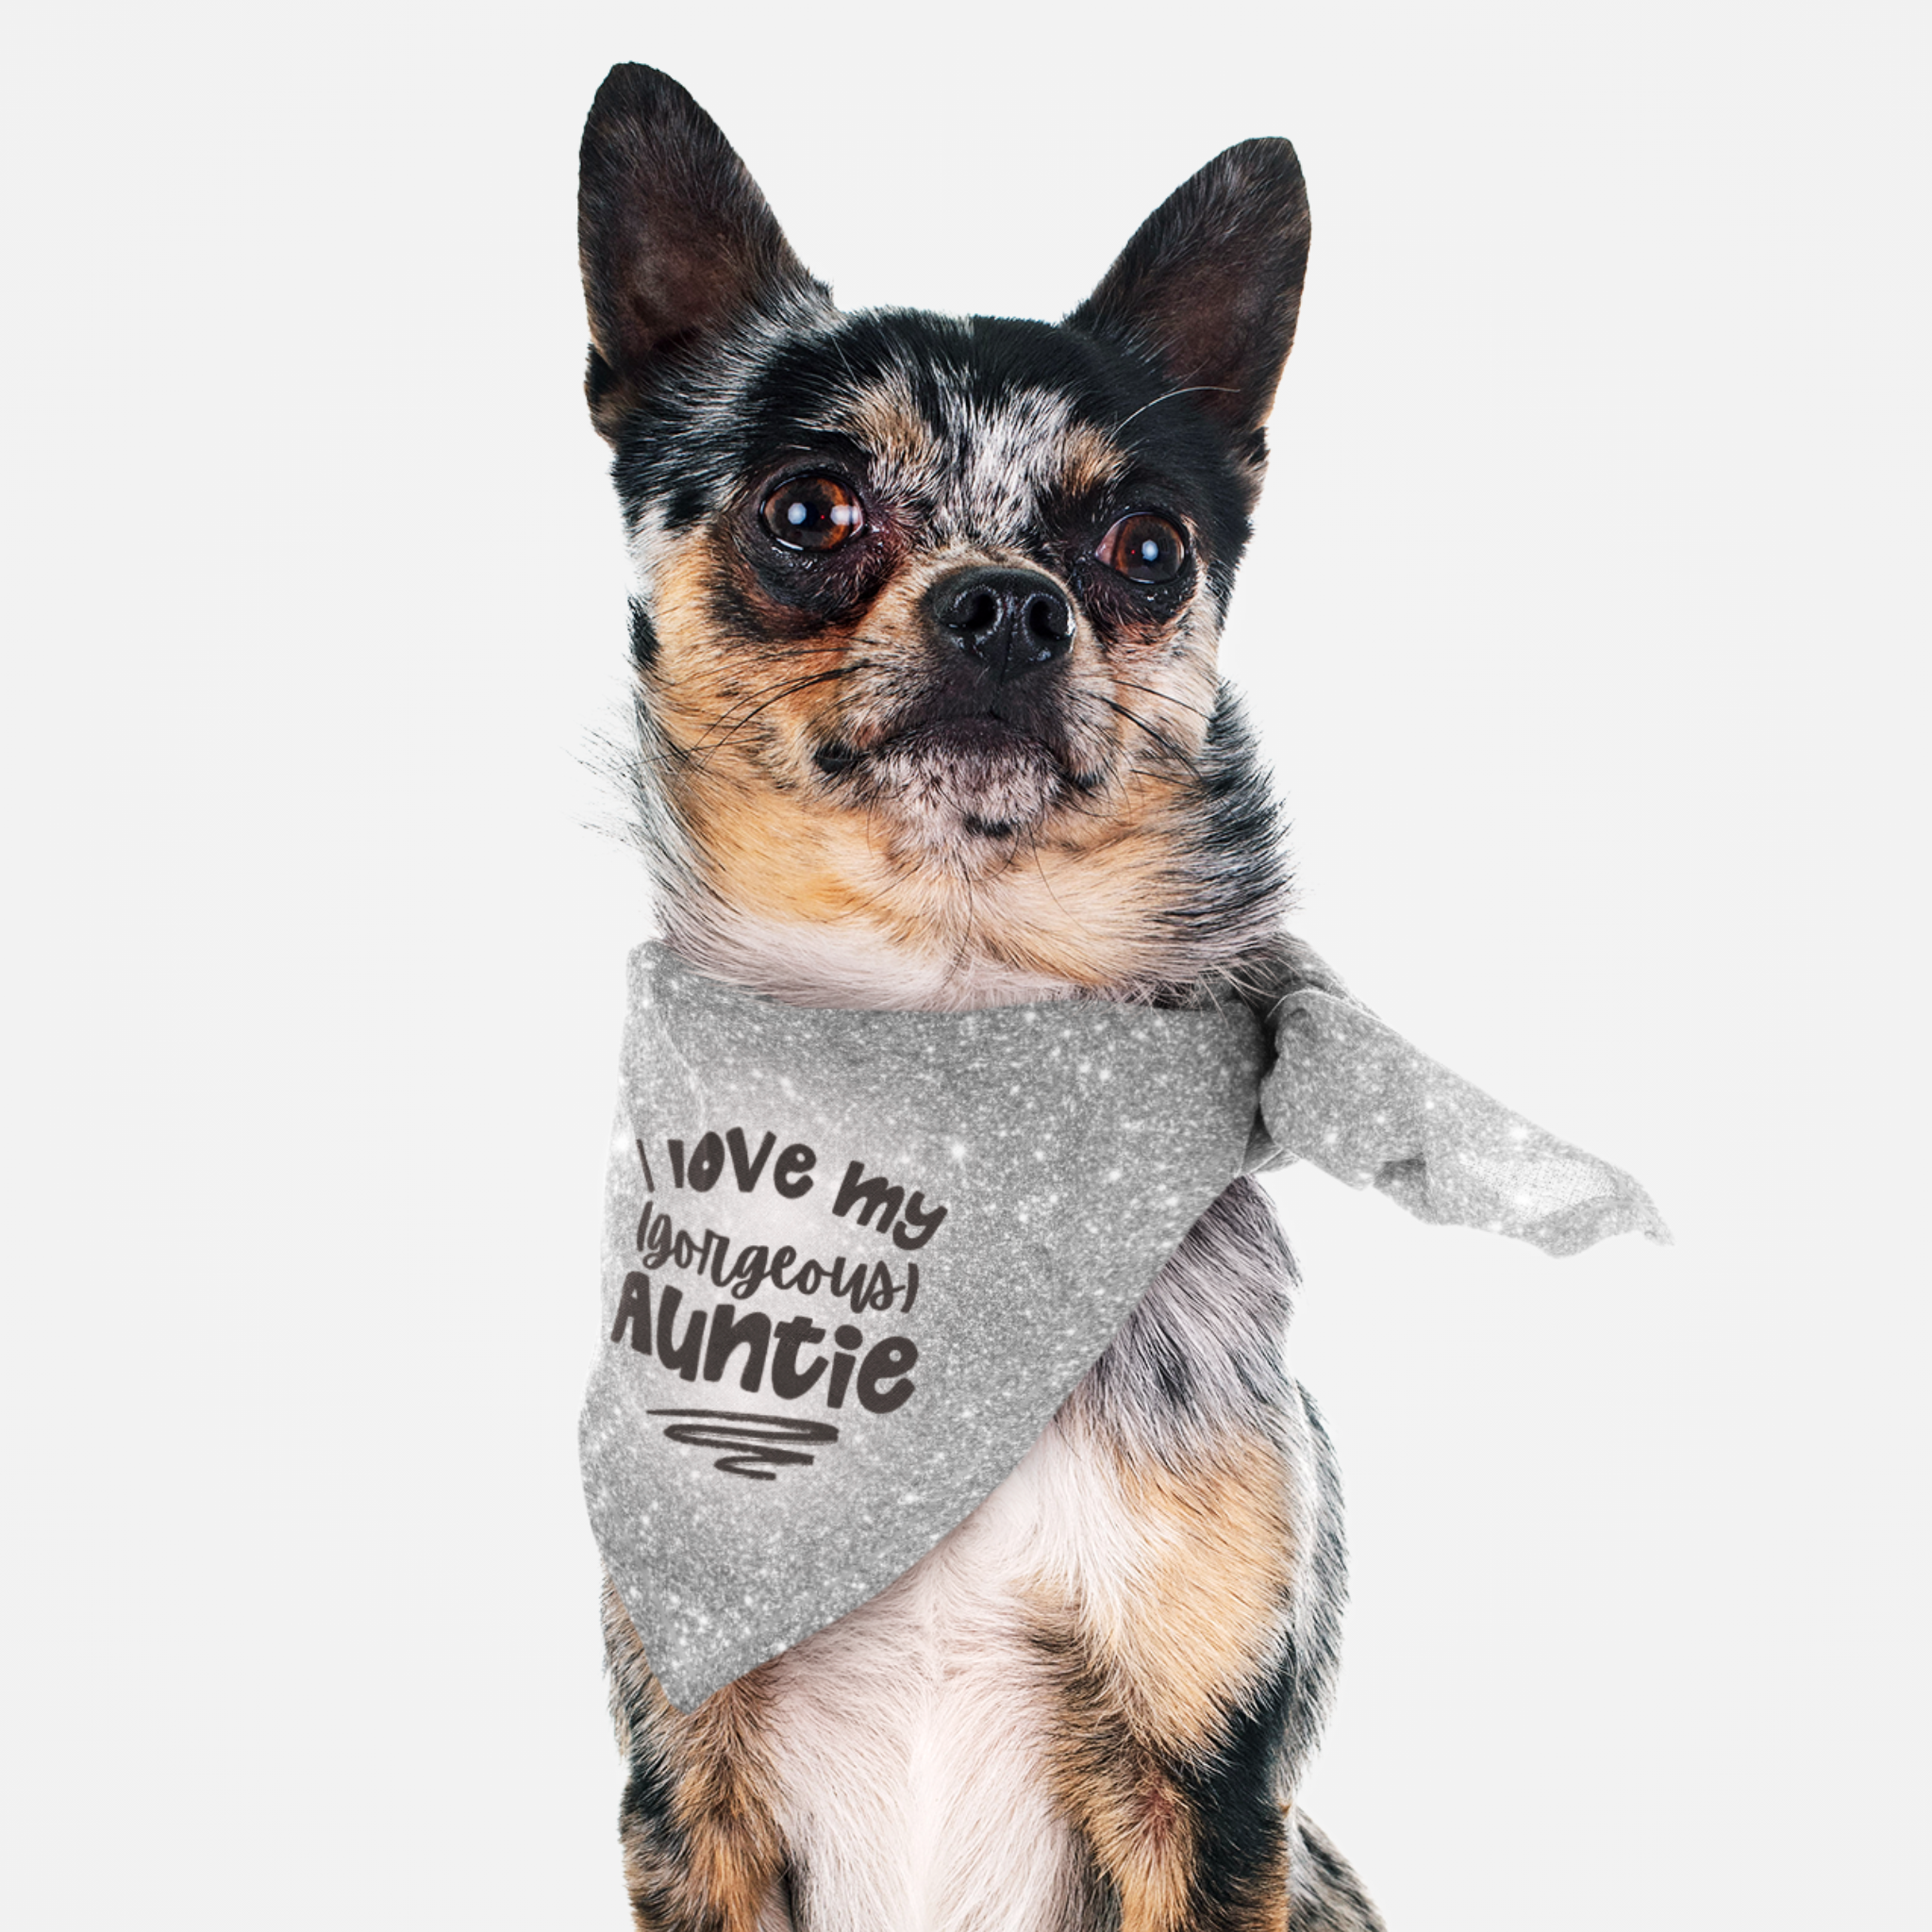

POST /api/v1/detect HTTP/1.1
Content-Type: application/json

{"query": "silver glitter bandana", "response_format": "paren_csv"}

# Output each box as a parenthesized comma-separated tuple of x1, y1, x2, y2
(582, 945, 1665, 1709)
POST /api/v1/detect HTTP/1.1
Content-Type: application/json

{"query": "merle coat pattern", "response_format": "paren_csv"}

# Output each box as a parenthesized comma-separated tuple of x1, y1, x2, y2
(577, 62, 1387, 1932)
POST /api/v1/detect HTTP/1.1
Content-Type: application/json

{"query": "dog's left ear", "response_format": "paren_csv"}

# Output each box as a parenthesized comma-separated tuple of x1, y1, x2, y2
(1067, 139, 1310, 473)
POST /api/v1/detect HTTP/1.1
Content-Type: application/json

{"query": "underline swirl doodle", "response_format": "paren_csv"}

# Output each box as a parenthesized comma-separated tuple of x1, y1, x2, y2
(646, 1409, 841, 1481)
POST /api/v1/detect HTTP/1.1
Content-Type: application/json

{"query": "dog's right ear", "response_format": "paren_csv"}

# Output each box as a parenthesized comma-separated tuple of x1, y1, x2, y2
(578, 65, 826, 440)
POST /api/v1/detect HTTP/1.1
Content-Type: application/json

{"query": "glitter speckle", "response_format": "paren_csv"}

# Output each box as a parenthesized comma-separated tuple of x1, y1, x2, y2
(1258, 988, 1668, 1259)
(581, 943, 1264, 1711)
(582, 945, 1665, 1712)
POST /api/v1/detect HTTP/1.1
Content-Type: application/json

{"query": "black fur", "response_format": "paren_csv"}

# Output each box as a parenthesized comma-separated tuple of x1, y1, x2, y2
(1068, 138, 1311, 473)
(577, 64, 1385, 1932)
(1289, 1816, 1391, 1932)
(578, 65, 827, 435)
(604, 308, 1261, 614)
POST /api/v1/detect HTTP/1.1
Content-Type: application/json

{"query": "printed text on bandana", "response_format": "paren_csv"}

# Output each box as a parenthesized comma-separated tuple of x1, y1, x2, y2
(608, 1126, 949, 1480)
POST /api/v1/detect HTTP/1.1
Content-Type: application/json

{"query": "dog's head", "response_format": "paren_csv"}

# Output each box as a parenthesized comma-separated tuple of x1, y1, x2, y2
(579, 66, 1310, 1004)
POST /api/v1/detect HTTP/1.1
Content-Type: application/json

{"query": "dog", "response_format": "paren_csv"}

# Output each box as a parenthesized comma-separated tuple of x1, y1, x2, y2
(577, 62, 1386, 1932)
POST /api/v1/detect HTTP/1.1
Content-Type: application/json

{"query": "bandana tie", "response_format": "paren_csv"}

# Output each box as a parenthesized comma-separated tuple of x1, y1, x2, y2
(582, 945, 1665, 1709)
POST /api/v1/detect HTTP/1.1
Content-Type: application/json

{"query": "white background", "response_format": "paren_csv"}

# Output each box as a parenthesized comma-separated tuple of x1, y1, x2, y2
(3, 3, 1925, 1927)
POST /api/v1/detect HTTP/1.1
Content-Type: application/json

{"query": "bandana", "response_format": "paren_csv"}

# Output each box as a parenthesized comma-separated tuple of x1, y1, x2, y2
(581, 945, 1665, 1709)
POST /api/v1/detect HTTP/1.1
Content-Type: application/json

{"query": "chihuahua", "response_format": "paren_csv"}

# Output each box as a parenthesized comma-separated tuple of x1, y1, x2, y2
(578, 62, 1385, 1932)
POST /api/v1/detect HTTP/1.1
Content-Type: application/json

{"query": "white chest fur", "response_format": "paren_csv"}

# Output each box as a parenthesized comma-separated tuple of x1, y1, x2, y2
(758, 1416, 1137, 1932)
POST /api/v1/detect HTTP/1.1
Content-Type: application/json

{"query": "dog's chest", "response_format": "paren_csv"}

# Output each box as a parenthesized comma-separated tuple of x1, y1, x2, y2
(756, 1416, 1156, 1932)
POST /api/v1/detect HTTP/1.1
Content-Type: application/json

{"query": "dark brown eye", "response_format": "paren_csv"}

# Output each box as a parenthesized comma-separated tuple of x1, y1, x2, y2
(1097, 512, 1187, 584)
(762, 475, 865, 551)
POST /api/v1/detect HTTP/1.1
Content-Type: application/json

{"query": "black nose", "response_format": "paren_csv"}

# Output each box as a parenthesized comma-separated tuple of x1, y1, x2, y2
(929, 567, 1074, 684)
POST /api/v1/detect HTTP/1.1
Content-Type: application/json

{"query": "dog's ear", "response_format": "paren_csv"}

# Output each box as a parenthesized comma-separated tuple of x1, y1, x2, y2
(1067, 139, 1310, 471)
(578, 65, 827, 439)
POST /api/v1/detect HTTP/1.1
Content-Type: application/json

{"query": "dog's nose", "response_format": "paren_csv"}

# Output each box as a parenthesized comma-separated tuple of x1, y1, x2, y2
(929, 567, 1074, 684)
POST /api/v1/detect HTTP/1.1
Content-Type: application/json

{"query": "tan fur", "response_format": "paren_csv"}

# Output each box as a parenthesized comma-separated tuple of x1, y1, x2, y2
(838, 370, 946, 499)
(641, 515, 1228, 990)
(1027, 1425, 1297, 1932)
(710, 1396, 1302, 1932)
(605, 1579, 789, 1930)
(604, 1376, 1304, 1931)
(612, 496, 1307, 1929)
(662, 1684, 787, 1925)
(1056, 1750, 1202, 1932)
(674, 761, 1215, 987)
(833, 373, 1133, 502)
(1058, 421, 1136, 499)
(581, 72, 1366, 1929)
(1088, 1427, 1298, 1752)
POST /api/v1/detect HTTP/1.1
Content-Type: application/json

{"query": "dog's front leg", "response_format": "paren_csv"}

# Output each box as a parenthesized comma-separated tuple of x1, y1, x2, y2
(1027, 1422, 1304, 1932)
(603, 1577, 793, 1932)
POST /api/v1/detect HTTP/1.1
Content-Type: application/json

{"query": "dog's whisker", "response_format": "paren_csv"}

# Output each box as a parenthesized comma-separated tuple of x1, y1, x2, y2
(1090, 692, 1195, 770)
(1112, 383, 1238, 434)
(686, 661, 875, 764)
(1024, 820, 1076, 925)
(1110, 678, 1215, 724)
(700, 663, 861, 740)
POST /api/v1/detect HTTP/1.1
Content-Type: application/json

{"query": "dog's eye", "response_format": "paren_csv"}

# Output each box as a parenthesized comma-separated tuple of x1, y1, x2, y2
(763, 475, 865, 551)
(1097, 513, 1187, 584)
